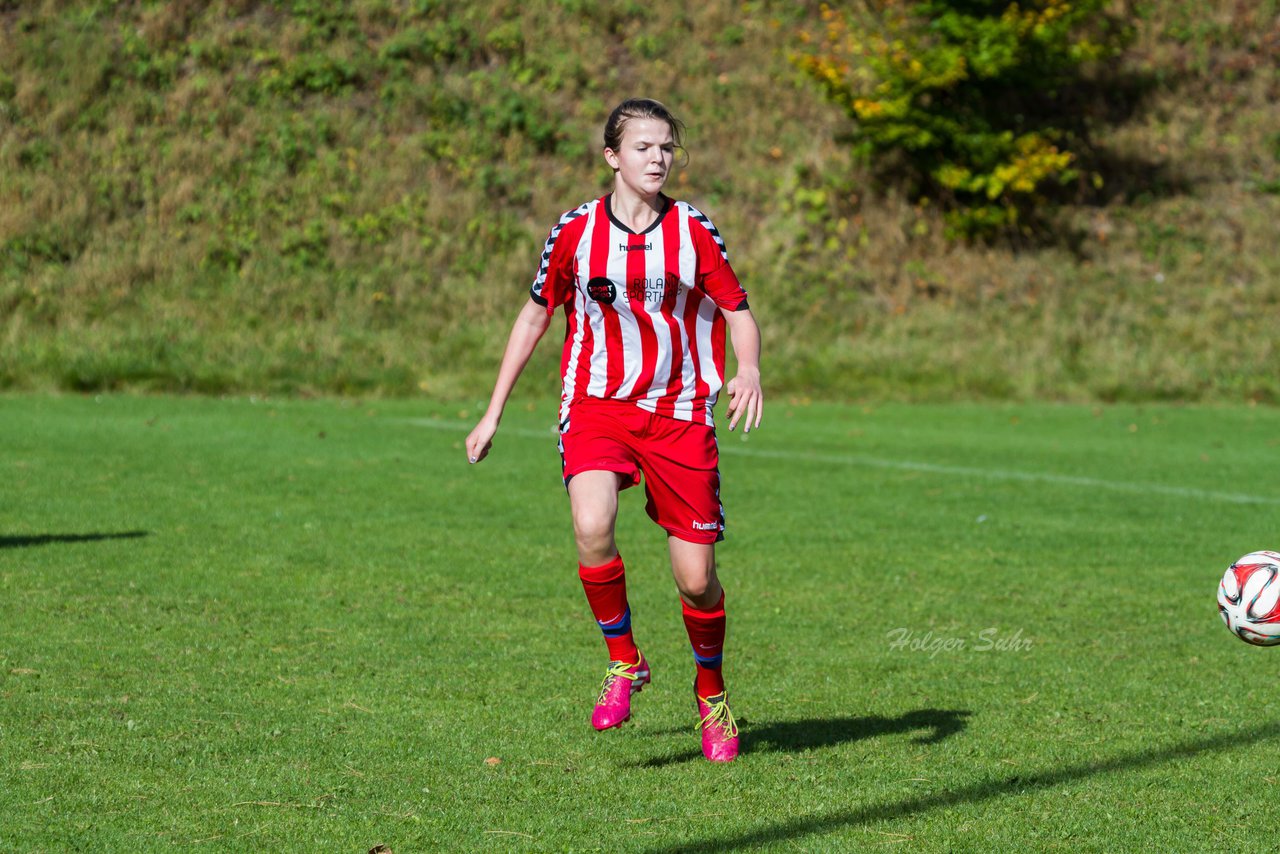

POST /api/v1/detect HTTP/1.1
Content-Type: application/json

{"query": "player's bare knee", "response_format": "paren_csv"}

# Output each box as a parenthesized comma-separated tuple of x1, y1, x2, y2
(678, 581, 707, 601)
(573, 506, 613, 542)
(676, 576, 715, 604)
(576, 533, 614, 561)
(573, 516, 616, 562)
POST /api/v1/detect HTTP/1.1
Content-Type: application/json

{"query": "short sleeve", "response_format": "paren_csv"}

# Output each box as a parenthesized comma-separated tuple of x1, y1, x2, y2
(530, 205, 589, 312)
(689, 209, 749, 311)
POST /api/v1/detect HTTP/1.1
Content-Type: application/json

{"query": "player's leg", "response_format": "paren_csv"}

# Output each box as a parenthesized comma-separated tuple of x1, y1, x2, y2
(568, 473, 651, 729)
(668, 536, 737, 761)
(636, 412, 739, 761)
(569, 471, 638, 667)
(670, 536, 726, 697)
(669, 536, 723, 608)
(561, 402, 651, 730)
(568, 469, 624, 568)
(637, 417, 728, 697)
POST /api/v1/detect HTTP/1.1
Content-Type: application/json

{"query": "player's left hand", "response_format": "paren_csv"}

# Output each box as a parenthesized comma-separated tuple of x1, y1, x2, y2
(725, 372, 763, 433)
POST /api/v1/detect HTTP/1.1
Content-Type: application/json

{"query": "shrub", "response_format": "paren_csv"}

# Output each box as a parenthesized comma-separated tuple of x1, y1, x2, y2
(792, 0, 1132, 239)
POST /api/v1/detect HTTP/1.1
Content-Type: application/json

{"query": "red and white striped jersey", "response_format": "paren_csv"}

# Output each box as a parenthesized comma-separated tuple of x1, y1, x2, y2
(530, 194, 749, 427)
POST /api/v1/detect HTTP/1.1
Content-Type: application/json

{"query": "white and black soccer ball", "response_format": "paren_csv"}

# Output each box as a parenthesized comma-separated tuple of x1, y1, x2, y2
(1218, 551, 1280, 646)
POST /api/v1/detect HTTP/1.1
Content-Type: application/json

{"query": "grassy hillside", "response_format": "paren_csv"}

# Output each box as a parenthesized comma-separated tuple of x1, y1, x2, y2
(1, 1, 1278, 401)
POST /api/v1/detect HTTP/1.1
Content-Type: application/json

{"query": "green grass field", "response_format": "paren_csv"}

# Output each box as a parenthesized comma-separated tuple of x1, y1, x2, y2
(2, 393, 1278, 851)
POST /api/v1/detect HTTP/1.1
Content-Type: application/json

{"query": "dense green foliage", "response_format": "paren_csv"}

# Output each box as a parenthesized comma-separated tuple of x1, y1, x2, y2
(3, 394, 1279, 848)
(792, 0, 1132, 237)
(1, 1, 1278, 401)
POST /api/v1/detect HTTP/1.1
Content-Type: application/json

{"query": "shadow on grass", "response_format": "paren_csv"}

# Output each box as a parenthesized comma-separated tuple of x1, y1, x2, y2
(631, 709, 970, 769)
(642, 720, 1280, 853)
(0, 531, 149, 549)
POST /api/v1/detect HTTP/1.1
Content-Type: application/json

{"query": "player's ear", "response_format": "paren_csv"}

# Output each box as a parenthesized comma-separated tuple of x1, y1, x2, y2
(603, 147, 620, 171)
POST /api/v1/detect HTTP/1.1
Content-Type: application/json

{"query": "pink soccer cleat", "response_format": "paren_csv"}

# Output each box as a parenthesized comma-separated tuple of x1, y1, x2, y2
(591, 653, 650, 730)
(696, 691, 740, 762)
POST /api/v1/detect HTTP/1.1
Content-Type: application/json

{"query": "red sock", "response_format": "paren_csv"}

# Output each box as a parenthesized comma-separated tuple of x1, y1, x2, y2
(682, 591, 726, 697)
(578, 554, 639, 663)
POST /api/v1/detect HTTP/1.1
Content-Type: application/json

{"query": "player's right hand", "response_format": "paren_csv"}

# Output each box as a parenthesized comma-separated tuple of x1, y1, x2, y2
(465, 416, 499, 464)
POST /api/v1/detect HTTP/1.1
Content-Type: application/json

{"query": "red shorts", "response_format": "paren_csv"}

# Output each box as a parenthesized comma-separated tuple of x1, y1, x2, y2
(559, 398, 724, 544)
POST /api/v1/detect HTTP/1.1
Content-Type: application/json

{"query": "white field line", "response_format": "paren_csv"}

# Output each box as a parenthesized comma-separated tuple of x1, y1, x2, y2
(408, 417, 1280, 506)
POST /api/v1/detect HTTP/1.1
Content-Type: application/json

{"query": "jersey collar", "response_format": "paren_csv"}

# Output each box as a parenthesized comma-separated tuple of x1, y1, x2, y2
(603, 193, 671, 236)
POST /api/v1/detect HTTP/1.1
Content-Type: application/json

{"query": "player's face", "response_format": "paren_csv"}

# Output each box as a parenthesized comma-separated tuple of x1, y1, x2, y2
(605, 118, 675, 201)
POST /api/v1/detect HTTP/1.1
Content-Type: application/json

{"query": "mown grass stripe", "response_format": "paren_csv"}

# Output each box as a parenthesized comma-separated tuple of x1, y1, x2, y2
(407, 416, 1280, 506)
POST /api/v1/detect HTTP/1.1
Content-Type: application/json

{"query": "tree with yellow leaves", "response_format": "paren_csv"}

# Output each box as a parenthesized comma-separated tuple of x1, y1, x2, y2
(793, 0, 1132, 239)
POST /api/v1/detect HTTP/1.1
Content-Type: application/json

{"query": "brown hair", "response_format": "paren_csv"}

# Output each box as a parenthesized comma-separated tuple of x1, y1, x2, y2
(603, 98, 686, 159)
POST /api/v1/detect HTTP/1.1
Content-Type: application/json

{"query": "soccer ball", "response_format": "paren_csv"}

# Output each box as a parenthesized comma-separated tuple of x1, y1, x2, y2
(1218, 551, 1280, 646)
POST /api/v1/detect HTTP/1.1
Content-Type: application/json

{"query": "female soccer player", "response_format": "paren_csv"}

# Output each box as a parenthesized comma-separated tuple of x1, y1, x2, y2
(465, 98, 762, 762)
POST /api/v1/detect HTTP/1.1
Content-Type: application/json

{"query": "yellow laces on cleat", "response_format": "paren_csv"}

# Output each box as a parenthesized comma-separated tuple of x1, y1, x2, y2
(597, 660, 642, 703)
(698, 695, 739, 738)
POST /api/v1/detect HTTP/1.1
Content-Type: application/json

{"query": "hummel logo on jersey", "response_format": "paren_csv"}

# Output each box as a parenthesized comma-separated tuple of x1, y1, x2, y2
(586, 276, 616, 304)
(620, 242, 652, 252)
(692, 521, 719, 531)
